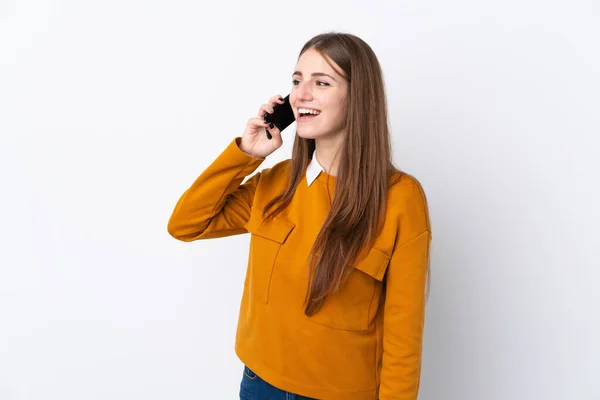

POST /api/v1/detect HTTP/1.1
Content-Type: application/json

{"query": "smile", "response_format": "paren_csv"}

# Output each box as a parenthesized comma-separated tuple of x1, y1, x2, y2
(297, 108, 321, 122)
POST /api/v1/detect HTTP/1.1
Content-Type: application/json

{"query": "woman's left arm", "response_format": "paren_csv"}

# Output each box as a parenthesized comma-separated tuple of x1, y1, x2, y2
(379, 178, 432, 400)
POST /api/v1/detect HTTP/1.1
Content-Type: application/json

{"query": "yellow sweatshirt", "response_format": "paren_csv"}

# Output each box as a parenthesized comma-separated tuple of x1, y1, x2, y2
(167, 137, 431, 400)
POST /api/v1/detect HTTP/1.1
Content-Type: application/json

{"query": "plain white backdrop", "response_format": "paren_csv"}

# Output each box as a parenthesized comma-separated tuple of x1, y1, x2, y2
(1, 0, 599, 399)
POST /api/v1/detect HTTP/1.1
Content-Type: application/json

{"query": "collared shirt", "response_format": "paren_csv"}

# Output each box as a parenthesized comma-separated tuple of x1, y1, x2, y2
(305, 151, 326, 187)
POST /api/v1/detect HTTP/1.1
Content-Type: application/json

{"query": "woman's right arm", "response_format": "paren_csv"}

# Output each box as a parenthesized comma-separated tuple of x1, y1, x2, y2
(167, 95, 286, 241)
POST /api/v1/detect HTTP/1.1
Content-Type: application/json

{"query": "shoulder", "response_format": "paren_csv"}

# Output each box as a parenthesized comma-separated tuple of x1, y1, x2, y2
(386, 170, 431, 238)
(251, 158, 293, 196)
(258, 158, 292, 182)
(388, 170, 428, 203)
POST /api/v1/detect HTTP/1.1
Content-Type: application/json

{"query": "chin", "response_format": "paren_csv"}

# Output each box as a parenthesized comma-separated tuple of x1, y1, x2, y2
(296, 126, 331, 140)
(296, 130, 320, 139)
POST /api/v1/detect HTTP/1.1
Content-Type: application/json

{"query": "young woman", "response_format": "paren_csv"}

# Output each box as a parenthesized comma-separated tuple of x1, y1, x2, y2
(168, 32, 431, 400)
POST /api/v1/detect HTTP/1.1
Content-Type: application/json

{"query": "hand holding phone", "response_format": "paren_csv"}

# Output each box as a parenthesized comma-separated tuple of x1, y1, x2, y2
(239, 94, 289, 158)
(263, 94, 295, 134)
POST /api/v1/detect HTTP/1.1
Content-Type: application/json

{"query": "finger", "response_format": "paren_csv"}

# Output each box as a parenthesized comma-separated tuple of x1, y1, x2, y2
(249, 117, 270, 129)
(264, 120, 279, 140)
(269, 94, 285, 106)
(266, 122, 281, 141)
(256, 103, 275, 119)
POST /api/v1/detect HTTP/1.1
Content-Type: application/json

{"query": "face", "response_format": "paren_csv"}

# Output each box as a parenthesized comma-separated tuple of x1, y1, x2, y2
(290, 48, 348, 141)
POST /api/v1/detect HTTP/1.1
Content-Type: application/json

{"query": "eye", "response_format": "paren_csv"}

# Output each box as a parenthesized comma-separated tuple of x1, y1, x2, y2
(317, 81, 330, 86)
(292, 79, 300, 85)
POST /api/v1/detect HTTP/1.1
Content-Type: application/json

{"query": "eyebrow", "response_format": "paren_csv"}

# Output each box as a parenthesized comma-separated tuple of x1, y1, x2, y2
(292, 71, 337, 81)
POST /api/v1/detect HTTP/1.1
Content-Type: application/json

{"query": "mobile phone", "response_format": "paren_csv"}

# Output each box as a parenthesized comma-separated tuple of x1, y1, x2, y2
(264, 94, 295, 132)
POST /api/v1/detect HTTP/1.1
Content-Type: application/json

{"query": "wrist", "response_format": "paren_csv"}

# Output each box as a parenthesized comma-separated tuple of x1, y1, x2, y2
(236, 139, 258, 158)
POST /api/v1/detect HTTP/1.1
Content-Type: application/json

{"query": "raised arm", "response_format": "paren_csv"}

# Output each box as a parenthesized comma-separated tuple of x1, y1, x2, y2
(167, 94, 287, 241)
(167, 137, 265, 241)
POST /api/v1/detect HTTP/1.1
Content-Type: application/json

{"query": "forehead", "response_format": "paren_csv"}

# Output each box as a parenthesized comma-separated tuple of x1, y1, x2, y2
(295, 48, 344, 79)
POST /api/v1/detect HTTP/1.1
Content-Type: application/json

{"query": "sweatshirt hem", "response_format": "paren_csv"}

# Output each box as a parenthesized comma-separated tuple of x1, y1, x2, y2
(235, 345, 378, 400)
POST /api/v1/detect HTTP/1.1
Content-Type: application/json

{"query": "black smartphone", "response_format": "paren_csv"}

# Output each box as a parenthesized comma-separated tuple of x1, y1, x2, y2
(264, 94, 295, 132)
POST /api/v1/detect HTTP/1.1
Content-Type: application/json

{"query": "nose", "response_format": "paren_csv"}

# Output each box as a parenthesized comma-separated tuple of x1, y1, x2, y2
(294, 81, 314, 104)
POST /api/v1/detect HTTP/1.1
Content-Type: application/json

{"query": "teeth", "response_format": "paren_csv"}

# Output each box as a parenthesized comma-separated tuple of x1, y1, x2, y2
(298, 108, 321, 115)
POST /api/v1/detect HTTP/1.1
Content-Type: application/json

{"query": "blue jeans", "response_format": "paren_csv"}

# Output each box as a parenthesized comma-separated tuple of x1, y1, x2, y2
(239, 365, 317, 400)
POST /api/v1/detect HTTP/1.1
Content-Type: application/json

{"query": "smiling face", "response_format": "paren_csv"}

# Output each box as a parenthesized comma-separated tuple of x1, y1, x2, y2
(290, 48, 349, 141)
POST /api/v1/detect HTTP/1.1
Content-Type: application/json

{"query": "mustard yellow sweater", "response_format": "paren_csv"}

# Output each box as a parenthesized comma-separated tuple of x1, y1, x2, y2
(167, 137, 431, 400)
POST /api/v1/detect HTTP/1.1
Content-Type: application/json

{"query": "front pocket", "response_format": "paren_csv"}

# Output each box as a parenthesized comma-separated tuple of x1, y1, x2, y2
(243, 365, 258, 380)
(306, 247, 391, 331)
(244, 208, 295, 304)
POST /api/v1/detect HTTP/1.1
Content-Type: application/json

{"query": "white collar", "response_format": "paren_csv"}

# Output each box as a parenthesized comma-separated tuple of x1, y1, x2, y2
(306, 151, 325, 187)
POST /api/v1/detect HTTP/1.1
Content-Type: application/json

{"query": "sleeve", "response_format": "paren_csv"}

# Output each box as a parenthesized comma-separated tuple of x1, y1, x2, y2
(167, 137, 265, 242)
(379, 178, 432, 400)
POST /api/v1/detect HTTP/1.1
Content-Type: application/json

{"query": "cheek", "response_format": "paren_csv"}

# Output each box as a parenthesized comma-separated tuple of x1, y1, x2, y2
(324, 94, 347, 120)
(328, 103, 346, 123)
(289, 90, 298, 104)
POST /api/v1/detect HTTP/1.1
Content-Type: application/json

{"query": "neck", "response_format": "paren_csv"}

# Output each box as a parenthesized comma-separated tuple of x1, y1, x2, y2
(314, 133, 344, 177)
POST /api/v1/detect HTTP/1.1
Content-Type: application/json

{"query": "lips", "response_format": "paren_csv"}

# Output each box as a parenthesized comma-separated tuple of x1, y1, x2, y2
(298, 113, 319, 122)
(297, 107, 321, 122)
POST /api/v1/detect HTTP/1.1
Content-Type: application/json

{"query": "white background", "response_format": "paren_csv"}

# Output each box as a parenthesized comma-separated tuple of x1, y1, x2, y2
(1, 1, 599, 399)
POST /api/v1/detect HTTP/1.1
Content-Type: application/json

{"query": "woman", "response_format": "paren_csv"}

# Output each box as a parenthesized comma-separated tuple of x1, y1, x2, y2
(167, 32, 431, 400)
